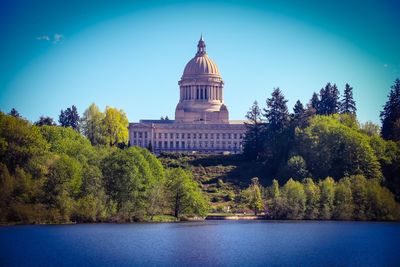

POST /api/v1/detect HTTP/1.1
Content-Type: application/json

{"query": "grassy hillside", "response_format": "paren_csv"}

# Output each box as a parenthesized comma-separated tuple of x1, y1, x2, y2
(159, 153, 267, 213)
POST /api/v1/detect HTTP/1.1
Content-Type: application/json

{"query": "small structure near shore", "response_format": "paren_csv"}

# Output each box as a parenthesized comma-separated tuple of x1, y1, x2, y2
(206, 214, 265, 220)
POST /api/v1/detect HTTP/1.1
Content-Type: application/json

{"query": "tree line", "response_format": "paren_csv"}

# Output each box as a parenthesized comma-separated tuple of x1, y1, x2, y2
(0, 104, 208, 224)
(238, 175, 398, 220)
(241, 79, 400, 219)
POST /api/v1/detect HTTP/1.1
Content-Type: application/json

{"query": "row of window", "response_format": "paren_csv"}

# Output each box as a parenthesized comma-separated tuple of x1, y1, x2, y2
(132, 131, 244, 140)
(133, 140, 242, 150)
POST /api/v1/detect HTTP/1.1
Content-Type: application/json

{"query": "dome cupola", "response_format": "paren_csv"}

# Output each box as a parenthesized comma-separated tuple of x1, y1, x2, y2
(182, 36, 221, 80)
(175, 36, 229, 124)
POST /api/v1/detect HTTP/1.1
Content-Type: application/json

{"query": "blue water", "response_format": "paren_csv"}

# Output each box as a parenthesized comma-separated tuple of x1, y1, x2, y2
(1, 221, 399, 267)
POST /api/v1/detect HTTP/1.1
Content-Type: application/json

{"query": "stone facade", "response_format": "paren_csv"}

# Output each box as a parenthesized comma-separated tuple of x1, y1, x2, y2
(129, 36, 246, 154)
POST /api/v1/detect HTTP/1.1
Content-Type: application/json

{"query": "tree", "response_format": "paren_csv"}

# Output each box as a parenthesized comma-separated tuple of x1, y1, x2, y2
(319, 177, 335, 219)
(8, 108, 21, 118)
(166, 168, 208, 219)
(348, 175, 368, 220)
(44, 155, 82, 221)
(292, 100, 308, 128)
(380, 78, 400, 141)
(361, 121, 380, 136)
(310, 92, 320, 112)
(0, 112, 48, 172)
(340, 83, 357, 115)
(80, 103, 106, 145)
(261, 88, 292, 173)
(103, 106, 129, 146)
(243, 101, 264, 160)
(302, 178, 320, 219)
(264, 88, 290, 132)
(243, 177, 264, 215)
(318, 83, 340, 115)
(293, 100, 305, 116)
(285, 155, 310, 180)
(35, 116, 57, 126)
(296, 115, 382, 180)
(333, 177, 354, 220)
(266, 179, 288, 219)
(59, 105, 80, 131)
(281, 178, 306, 219)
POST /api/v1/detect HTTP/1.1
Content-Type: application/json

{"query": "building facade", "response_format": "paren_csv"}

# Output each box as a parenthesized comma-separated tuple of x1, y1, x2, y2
(129, 36, 246, 153)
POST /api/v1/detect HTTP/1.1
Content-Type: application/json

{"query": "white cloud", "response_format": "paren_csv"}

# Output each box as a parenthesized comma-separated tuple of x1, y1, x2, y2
(36, 35, 50, 41)
(53, 33, 64, 44)
(36, 33, 64, 44)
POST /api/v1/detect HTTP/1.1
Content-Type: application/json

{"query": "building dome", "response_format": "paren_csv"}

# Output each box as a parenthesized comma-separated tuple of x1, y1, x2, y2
(182, 36, 221, 79)
(175, 36, 228, 124)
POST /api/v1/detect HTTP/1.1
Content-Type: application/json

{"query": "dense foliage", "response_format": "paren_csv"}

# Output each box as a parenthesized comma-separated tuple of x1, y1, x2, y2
(241, 80, 400, 219)
(0, 109, 208, 224)
(264, 175, 399, 220)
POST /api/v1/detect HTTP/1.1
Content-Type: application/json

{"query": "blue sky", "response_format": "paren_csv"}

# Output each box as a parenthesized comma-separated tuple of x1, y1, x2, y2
(0, 0, 399, 124)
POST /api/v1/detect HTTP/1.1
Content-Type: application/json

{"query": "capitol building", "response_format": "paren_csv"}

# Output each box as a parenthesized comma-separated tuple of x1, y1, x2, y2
(129, 36, 246, 153)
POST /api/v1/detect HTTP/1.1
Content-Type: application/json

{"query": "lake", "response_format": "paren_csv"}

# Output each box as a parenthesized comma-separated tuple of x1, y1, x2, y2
(1, 221, 399, 266)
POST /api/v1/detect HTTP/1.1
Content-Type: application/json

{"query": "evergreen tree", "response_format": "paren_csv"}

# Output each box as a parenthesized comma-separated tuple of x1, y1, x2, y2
(8, 108, 20, 118)
(263, 88, 290, 132)
(318, 83, 340, 115)
(292, 100, 308, 128)
(340, 83, 357, 115)
(293, 100, 305, 116)
(34, 116, 57, 126)
(380, 78, 400, 141)
(243, 101, 264, 160)
(310, 92, 320, 111)
(59, 105, 80, 131)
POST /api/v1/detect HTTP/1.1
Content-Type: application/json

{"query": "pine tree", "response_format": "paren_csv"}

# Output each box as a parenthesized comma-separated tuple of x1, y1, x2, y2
(59, 105, 80, 131)
(318, 83, 340, 115)
(243, 101, 264, 160)
(8, 108, 20, 118)
(292, 100, 307, 128)
(293, 100, 305, 117)
(310, 92, 320, 112)
(380, 78, 400, 141)
(263, 88, 290, 132)
(340, 83, 357, 115)
(34, 116, 57, 126)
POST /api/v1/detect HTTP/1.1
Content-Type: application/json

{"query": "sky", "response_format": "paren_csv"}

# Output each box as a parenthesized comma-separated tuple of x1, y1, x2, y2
(0, 0, 399, 124)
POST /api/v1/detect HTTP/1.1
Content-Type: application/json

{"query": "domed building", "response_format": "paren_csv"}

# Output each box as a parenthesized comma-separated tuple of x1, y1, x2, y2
(129, 36, 246, 153)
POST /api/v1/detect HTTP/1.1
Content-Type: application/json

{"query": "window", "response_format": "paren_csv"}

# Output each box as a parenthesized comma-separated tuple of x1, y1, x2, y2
(199, 133, 202, 139)
(139, 132, 143, 138)
(164, 141, 168, 148)
(205, 133, 208, 139)
(188, 133, 191, 139)
(211, 133, 214, 139)
(234, 133, 237, 139)
(170, 133, 173, 139)
(228, 134, 231, 139)
(154, 133, 156, 139)
(164, 133, 168, 139)
(176, 133, 179, 139)
(222, 133, 226, 139)
(176, 141, 179, 148)
(181, 141, 185, 148)
(159, 133, 162, 139)
(194, 133, 197, 139)
(145, 132, 148, 138)
(133, 131, 137, 138)
(217, 133, 220, 139)
(181, 133, 185, 139)
(170, 141, 173, 148)
(158, 141, 162, 148)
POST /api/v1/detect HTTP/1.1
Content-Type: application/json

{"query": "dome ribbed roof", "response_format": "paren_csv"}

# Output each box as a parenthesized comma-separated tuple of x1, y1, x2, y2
(182, 36, 221, 78)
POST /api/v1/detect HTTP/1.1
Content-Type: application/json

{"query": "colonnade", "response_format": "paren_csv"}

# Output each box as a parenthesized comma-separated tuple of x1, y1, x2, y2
(180, 85, 223, 101)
